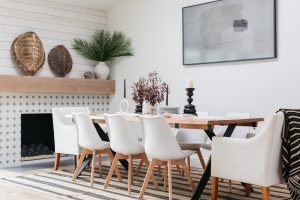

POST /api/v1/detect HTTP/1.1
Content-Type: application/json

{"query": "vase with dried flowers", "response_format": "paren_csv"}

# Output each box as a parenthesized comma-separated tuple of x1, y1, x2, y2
(132, 77, 146, 113)
(132, 71, 168, 114)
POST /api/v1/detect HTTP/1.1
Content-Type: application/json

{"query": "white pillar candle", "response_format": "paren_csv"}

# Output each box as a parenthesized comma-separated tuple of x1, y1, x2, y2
(186, 79, 194, 88)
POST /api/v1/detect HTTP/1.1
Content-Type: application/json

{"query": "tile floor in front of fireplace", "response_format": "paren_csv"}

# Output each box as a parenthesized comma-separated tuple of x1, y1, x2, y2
(0, 159, 76, 200)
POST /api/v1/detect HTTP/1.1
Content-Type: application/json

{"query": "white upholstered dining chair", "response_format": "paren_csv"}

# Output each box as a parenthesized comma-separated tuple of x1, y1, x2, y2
(72, 113, 121, 186)
(209, 113, 251, 191)
(52, 107, 90, 171)
(104, 113, 158, 195)
(139, 116, 195, 200)
(211, 112, 284, 200)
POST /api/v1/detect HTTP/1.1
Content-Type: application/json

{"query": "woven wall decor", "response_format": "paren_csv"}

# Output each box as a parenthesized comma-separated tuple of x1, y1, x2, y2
(48, 45, 73, 77)
(11, 32, 45, 76)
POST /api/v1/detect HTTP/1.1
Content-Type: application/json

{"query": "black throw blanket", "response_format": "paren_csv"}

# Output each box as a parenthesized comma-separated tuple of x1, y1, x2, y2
(278, 109, 300, 200)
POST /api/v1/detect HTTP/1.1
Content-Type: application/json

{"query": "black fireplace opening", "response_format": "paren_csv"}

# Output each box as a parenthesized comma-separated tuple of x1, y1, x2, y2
(21, 113, 55, 158)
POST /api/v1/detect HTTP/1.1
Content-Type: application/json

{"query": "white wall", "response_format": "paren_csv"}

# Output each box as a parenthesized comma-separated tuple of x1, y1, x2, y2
(0, 0, 107, 78)
(108, 0, 300, 121)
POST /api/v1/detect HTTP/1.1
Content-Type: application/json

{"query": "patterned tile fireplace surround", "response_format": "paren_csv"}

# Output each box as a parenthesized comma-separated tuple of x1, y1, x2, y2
(0, 92, 110, 168)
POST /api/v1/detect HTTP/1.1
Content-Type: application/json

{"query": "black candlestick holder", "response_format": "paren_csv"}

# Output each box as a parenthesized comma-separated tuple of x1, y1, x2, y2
(183, 88, 197, 116)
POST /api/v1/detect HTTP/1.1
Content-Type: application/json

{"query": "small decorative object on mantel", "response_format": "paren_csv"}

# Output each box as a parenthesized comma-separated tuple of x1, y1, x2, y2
(11, 32, 45, 76)
(72, 29, 134, 80)
(48, 45, 72, 77)
(84, 71, 95, 79)
(141, 71, 168, 115)
(183, 79, 197, 116)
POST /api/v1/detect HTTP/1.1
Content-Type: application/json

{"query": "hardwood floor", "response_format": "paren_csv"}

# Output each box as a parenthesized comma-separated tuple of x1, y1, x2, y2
(0, 181, 61, 200)
(0, 159, 75, 200)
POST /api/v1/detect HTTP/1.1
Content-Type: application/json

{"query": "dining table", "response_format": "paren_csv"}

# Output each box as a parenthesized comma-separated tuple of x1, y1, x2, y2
(90, 114, 264, 200)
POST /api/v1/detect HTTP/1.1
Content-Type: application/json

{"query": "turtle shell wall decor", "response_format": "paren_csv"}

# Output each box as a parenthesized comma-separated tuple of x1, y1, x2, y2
(48, 45, 73, 77)
(11, 32, 45, 76)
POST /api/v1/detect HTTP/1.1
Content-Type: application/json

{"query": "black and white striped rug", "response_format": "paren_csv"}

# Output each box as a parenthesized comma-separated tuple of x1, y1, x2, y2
(1, 164, 291, 200)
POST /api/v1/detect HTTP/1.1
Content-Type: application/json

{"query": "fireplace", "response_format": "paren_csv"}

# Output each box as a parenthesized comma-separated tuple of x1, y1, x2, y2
(0, 93, 110, 168)
(21, 113, 55, 161)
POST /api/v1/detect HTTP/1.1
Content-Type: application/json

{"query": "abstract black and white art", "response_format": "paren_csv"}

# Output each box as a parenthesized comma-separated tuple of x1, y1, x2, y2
(182, 0, 276, 65)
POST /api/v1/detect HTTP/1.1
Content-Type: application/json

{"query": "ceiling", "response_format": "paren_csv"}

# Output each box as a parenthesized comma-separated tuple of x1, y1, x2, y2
(50, 0, 121, 10)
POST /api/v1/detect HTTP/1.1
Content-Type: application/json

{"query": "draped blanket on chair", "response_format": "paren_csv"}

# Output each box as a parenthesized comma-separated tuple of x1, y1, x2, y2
(279, 109, 300, 200)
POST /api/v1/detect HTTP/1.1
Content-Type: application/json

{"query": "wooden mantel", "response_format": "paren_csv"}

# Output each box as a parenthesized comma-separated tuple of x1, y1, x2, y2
(0, 75, 115, 94)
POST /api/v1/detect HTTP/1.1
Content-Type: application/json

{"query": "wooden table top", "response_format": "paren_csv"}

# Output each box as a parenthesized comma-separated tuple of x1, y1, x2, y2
(90, 114, 264, 130)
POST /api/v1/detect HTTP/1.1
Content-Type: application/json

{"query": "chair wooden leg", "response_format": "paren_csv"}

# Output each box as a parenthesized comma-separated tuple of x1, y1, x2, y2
(187, 156, 191, 171)
(195, 148, 206, 169)
(90, 150, 96, 187)
(98, 154, 102, 178)
(108, 151, 122, 182)
(142, 154, 158, 189)
(181, 160, 195, 192)
(182, 158, 188, 176)
(136, 159, 143, 175)
(158, 165, 162, 178)
(139, 159, 157, 199)
(163, 164, 168, 192)
(261, 187, 270, 200)
(245, 183, 252, 196)
(211, 177, 218, 200)
(104, 153, 120, 189)
(76, 155, 81, 163)
(182, 157, 191, 176)
(168, 160, 173, 200)
(54, 153, 61, 171)
(72, 150, 87, 181)
(128, 155, 133, 195)
(176, 165, 181, 175)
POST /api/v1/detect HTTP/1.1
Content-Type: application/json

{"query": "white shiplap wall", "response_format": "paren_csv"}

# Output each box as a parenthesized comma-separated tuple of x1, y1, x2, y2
(0, 0, 107, 78)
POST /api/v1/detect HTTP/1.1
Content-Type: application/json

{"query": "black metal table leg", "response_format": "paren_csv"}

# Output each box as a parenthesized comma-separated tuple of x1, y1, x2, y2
(75, 123, 128, 178)
(191, 158, 212, 200)
(223, 124, 237, 137)
(94, 123, 128, 170)
(74, 155, 77, 169)
(78, 155, 92, 176)
(191, 124, 237, 200)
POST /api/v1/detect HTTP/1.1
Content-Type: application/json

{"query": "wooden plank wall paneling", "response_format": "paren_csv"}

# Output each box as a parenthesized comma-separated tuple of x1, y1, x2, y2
(0, 0, 107, 78)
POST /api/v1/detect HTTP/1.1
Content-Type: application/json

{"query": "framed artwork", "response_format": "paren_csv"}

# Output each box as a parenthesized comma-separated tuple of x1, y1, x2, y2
(182, 0, 277, 65)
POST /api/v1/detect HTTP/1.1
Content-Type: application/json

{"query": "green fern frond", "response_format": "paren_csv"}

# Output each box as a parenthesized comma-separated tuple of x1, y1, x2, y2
(72, 29, 134, 62)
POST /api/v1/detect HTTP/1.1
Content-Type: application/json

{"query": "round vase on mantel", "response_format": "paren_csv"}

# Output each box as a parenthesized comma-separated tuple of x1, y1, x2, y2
(94, 62, 109, 79)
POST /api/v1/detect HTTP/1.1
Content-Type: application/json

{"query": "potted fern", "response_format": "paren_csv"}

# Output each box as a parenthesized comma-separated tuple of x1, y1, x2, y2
(72, 29, 134, 79)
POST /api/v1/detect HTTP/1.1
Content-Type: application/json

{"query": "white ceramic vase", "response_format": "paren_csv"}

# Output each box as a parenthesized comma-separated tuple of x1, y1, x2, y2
(94, 62, 109, 79)
(142, 101, 159, 115)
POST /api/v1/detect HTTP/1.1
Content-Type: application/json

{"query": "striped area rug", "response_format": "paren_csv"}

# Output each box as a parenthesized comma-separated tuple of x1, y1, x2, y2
(1, 164, 291, 200)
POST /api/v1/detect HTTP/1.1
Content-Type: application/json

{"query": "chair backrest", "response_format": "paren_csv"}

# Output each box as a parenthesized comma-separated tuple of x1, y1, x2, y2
(73, 113, 106, 150)
(176, 111, 209, 144)
(141, 116, 187, 160)
(215, 112, 250, 138)
(122, 113, 143, 143)
(129, 121, 143, 142)
(254, 112, 284, 185)
(52, 107, 90, 155)
(104, 113, 144, 155)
